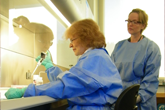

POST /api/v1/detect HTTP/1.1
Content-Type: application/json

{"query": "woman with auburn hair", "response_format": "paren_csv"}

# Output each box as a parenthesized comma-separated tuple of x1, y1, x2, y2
(65, 19, 106, 49)
(6, 19, 123, 110)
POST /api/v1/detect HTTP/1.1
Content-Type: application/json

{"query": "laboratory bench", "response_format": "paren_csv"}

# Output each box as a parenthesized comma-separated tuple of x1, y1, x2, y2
(157, 84, 165, 107)
(1, 96, 68, 110)
(156, 93, 165, 105)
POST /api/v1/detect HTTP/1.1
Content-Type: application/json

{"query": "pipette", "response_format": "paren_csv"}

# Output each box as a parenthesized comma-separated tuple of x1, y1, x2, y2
(31, 52, 47, 77)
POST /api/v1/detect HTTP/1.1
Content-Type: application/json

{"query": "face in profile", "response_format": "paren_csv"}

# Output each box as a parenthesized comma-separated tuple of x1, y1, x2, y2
(34, 32, 54, 57)
(69, 35, 88, 56)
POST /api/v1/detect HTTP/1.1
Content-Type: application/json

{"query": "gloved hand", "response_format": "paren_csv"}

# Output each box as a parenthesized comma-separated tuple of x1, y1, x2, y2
(136, 95, 142, 104)
(36, 51, 54, 69)
(5, 87, 27, 99)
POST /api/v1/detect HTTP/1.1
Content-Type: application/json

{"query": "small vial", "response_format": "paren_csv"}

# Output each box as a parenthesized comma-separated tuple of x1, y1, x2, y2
(33, 75, 43, 85)
(33, 75, 39, 85)
(36, 77, 43, 85)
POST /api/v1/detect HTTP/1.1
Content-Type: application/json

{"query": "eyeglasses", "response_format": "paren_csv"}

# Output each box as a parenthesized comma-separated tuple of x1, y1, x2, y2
(125, 20, 141, 25)
(70, 37, 79, 43)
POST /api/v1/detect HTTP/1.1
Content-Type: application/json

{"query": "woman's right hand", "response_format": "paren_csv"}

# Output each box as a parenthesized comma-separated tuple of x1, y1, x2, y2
(35, 51, 54, 69)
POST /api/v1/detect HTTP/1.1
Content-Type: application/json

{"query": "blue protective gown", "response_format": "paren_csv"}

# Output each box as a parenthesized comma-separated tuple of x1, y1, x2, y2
(111, 36, 161, 110)
(24, 48, 123, 110)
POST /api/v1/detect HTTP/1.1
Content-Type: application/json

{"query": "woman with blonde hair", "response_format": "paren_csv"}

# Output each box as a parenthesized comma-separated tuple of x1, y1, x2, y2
(111, 8, 161, 110)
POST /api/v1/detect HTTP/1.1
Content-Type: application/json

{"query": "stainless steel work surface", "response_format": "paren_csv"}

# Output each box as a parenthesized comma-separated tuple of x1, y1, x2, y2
(1, 96, 57, 110)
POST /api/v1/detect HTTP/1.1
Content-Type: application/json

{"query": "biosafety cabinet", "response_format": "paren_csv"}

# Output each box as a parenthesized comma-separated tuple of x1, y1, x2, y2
(0, 0, 104, 109)
(0, 0, 103, 86)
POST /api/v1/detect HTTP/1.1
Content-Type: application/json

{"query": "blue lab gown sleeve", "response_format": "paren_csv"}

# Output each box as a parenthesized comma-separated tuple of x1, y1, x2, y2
(111, 36, 161, 110)
(24, 49, 123, 109)
(46, 66, 63, 82)
(138, 41, 160, 102)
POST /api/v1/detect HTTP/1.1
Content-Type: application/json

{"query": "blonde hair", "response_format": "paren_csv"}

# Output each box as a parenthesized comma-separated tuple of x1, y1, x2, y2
(129, 8, 148, 33)
(64, 19, 106, 48)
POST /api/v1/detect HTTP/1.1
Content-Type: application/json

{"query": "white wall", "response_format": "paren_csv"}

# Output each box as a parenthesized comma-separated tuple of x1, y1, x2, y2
(104, 0, 164, 77)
